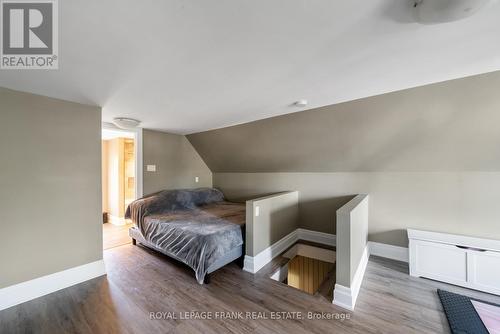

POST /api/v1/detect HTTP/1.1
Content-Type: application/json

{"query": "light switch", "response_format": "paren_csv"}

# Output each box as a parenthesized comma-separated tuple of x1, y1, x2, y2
(195, 176, 199, 183)
(255, 206, 260, 217)
(146, 165, 156, 172)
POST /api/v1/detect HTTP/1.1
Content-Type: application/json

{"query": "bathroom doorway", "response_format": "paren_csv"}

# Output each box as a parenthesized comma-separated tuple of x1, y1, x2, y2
(101, 124, 143, 250)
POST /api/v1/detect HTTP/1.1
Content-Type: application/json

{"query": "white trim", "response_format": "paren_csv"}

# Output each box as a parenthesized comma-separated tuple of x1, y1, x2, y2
(297, 228, 336, 247)
(243, 230, 299, 273)
(0, 260, 106, 311)
(408, 229, 500, 253)
(333, 245, 369, 310)
(332, 284, 354, 310)
(102, 122, 143, 198)
(243, 228, 410, 271)
(282, 243, 336, 264)
(243, 228, 338, 274)
(351, 245, 369, 305)
(270, 263, 289, 282)
(368, 241, 409, 263)
(243, 256, 256, 274)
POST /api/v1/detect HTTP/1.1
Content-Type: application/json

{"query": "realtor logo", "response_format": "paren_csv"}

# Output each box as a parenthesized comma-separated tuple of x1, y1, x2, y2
(1, 0, 58, 69)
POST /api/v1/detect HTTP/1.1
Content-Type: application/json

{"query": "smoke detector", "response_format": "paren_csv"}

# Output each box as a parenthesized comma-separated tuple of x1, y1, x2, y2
(112, 117, 141, 129)
(413, 0, 492, 24)
(294, 100, 308, 107)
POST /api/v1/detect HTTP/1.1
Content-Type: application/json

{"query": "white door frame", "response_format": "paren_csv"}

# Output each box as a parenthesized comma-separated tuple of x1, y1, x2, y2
(102, 122, 143, 199)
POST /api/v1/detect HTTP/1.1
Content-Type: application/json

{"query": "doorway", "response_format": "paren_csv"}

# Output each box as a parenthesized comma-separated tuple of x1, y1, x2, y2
(101, 124, 143, 250)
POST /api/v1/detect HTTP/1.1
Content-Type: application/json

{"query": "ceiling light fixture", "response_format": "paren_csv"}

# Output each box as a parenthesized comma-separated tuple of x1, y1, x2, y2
(112, 117, 141, 129)
(413, 0, 492, 24)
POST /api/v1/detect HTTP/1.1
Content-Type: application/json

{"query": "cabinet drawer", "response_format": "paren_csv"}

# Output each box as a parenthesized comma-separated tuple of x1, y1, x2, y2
(412, 240, 467, 285)
(468, 251, 500, 295)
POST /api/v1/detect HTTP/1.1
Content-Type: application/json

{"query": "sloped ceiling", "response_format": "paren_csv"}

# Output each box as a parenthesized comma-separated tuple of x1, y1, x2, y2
(187, 71, 500, 172)
(1, 1, 500, 134)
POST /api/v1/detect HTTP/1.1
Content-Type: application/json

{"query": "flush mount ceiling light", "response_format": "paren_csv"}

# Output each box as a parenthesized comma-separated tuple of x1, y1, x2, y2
(413, 0, 492, 24)
(112, 117, 141, 129)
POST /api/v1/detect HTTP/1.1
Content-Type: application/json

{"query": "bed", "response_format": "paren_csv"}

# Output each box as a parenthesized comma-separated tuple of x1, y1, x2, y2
(125, 188, 245, 284)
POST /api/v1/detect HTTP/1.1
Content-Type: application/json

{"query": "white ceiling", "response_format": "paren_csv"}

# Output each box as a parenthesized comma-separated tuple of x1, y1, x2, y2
(1, 0, 500, 134)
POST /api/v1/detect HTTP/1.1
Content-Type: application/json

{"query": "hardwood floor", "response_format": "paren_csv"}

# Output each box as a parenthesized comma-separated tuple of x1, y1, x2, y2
(2, 243, 500, 334)
(103, 222, 135, 250)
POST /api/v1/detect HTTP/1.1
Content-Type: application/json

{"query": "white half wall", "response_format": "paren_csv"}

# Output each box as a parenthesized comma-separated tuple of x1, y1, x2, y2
(243, 224, 410, 311)
(334, 194, 369, 310)
(245, 191, 299, 257)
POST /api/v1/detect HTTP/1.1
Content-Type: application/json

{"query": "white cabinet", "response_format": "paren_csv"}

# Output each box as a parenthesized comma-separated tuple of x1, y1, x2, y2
(408, 229, 500, 296)
(410, 240, 468, 286)
(468, 250, 500, 295)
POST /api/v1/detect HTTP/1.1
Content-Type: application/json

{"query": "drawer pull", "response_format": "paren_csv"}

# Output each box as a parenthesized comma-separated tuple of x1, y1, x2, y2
(456, 245, 486, 252)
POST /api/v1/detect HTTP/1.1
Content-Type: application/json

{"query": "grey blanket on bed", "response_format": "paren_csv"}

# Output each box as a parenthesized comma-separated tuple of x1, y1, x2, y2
(125, 188, 244, 284)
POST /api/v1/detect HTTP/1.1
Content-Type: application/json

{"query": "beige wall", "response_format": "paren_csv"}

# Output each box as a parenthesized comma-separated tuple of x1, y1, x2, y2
(188, 71, 500, 247)
(0, 87, 102, 289)
(143, 129, 212, 195)
(245, 191, 299, 256)
(336, 195, 368, 287)
(214, 173, 500, 248)
(188, 71, 500, 173)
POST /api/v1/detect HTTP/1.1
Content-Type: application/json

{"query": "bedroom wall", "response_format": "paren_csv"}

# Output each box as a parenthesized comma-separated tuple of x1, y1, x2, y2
(143, 130, 212, 195)
(245, 191, 299, 256)
(188, 71, 500, 247)
(336, 195, 368, 288)
(0, 87, 102, 289)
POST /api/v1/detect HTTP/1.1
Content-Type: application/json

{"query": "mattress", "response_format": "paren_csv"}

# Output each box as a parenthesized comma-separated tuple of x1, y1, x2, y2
(126, 189, 245, 283)
(129, 226, 243, 275)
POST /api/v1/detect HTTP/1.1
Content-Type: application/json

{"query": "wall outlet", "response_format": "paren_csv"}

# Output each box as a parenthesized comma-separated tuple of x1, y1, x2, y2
(146, 165, 156, 172)
(255, 206, 260, 217)
(195, 176, 199, 183)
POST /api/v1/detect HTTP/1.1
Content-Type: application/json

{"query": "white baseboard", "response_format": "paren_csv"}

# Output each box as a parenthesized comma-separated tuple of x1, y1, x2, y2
(243, 230, 299, 274)
(243, 229, 409, 276)
(243, 228, 340, 274)
(332, 242, 408, 310)
(333, 245, 369, 310)
(297, 228, 336, 247)
(368, 241, 409, 263)
(332, 284, 354, 310)
(0, 260, 106, 311)
(243, 256, 256, 274)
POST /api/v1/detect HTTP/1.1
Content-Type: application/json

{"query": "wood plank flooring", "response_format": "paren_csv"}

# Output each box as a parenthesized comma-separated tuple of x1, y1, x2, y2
(2, 243, 500, 334)
(103, 222, 135, 250)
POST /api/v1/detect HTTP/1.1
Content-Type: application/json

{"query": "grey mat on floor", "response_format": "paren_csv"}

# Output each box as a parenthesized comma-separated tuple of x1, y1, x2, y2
(438, 289, 490, 334)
